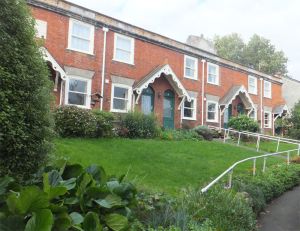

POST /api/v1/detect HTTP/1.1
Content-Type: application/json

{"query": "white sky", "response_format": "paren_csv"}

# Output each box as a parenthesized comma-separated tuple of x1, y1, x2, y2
(68, 0, 300, 79)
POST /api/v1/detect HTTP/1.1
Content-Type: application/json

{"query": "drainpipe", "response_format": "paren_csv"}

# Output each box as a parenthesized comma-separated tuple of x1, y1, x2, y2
(201, 59, 206, 125)
(100, 27, 109, 111)
(260, 78, 263, 131)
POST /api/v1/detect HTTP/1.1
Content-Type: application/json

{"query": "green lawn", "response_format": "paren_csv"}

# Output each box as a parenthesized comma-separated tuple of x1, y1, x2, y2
(54, 138, 286, 195)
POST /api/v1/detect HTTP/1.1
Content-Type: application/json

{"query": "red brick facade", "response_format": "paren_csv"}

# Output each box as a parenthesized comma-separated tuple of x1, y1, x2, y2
(29, 0, 286, 133)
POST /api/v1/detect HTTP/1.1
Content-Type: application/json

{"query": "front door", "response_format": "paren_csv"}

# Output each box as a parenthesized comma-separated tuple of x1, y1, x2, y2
(224, 105, 232, 128)
(163, 90, 174, 129)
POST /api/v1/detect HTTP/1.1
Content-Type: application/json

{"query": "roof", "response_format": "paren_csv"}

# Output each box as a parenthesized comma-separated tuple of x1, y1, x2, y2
(40, 47, 66, 80)
(133, 64, 191, 101)
(28, 0, 282, 84)
(273, 104, 289, 115)
(219, 85, 255, 109)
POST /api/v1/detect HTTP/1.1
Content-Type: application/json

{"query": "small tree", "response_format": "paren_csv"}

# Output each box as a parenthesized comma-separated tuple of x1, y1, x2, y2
(288, 101, 300, 139)
(0, 0, 53, 179)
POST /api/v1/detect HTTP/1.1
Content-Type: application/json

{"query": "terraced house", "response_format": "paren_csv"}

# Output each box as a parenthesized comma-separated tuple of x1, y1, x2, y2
(28, 0, 289, 134)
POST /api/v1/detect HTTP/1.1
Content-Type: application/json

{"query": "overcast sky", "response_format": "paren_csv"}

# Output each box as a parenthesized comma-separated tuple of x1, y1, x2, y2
(69, 0, 299, 79)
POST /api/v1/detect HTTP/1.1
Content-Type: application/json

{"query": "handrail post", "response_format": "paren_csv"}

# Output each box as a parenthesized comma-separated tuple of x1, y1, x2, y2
(298, 144, 300, 156)
(262, 157, 267, 173)
(256, 135, 260, 152)
(228, 170, 233, 189)
(287, 151, 290, 165)
(276, 138, 280, 152)
(253, 158, 256, 176)
(223, 129, 227, 143)
(237, 132, 241, 146)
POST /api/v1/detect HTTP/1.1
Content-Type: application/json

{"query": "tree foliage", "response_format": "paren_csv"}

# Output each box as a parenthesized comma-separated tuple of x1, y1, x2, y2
(0, 0, 53, 179)
(288, 101, 300, 139)
(214, 33, 288, 76)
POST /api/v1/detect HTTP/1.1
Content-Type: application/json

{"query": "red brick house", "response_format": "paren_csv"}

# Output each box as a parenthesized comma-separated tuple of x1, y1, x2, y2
(28, 0, 288, 133)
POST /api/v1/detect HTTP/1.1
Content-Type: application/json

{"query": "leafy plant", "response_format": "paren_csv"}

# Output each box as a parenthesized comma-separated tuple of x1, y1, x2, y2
(228, 115, 259, 132)
(160, 129, 202, 141)
(92, 110, 115, 137)
(119, 111, 160, 138)
(54, 106, 97, 138)
(192, 126, 218, 141)
(0, 163, 137, 230)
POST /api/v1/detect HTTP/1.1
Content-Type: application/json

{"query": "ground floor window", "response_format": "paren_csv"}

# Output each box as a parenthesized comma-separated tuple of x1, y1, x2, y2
(111, 83, 132, 113)
(207, 101, 218, 122)
(264, 111, 272, 128)
(182, 97, 196, 120)
(66, 76, 91, 108)
(141, 86, 154, 115)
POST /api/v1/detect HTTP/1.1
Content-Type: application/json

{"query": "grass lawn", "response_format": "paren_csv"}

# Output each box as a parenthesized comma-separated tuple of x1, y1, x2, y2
(54, 138, 286, 195)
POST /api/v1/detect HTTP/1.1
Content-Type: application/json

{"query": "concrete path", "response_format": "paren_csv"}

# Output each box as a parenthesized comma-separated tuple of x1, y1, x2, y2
(258, 186, 300, 231)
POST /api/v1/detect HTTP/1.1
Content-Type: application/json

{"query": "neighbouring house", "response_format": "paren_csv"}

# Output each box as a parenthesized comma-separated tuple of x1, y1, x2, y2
(28, 0, 288, 134)
(282, 76, 300, 109)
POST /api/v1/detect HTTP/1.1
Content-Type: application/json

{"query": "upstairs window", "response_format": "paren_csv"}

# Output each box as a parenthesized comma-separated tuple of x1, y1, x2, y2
(264, 80, 272, 98)
(35, 19, 47, 39)
(114, 33, 134, 64)
(207, 63, 219, 85)
(111, 84, 132, 113)
(248, 75, 257, 95)
(66, 76, 91, 108)
(207, 101, 218, 122)
(182, 98, 196, 120)
(68, 19, 94, 54)
(184, 56, 198, 80)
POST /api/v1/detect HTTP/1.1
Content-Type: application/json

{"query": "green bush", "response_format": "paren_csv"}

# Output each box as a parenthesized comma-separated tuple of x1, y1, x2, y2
(160, 129, 202, 141)
(120, 111, 160, 138)
(0, 0, 53, 179)
(54, 106, 97, 137)
(193, 126, 218, 141)
(0, 162, 138, 230)
(228, 115, 259, 132)
(92, 110, 115, 137)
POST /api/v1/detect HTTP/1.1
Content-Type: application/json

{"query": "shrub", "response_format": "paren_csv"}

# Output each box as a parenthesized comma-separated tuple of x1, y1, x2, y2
(0, 0, 53, 179)
(92, 110, 115, 137)
(0, 162, 138, 230)
(228, 115, 259, 132)
(120, 111, 160, 138)
(54, 106, 97, 137)
(193, 126, 218, 141)
(160, 129, 202, 141)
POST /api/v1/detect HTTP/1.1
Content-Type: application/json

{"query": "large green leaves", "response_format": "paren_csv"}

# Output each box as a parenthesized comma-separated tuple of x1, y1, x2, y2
(7, 186, 49, 215)
(43, 172, 67, 200)
(86, 165, 106, 184)
(0, 176, 14, 196)
(25, 209, 53, 231)
(94, 194, 123, 209)
(105, 213, 128, 231)
(83, 212, 102, 231)
(0, 215, 25, 231)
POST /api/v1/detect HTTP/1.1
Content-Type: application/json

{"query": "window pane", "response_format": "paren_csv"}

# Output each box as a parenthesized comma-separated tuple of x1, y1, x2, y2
(208, 112, 215, 120)
(69, 79, 87, 93)
(115, 49, 131, 62)
(116, 36, 131, 51)
(208, 74, 216, 83)
(184, 108, 193, 118)
(71, 37, 90, 51)
(72, 23, 90, 39)
(114, 87, 128, 99)
(184, 100, 192, 108)
(113, 98, 127, 110)
(142, 94, 153, 115)
(209, 65, 216, 75)
(186, 58, 195, 69)
(208, 103, 216, 112)
(68, 92, 86, 106)
(185, 68, 195, 77)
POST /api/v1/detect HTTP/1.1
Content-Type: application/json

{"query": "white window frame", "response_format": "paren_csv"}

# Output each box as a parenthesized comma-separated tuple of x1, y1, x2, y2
(35, 19, 47, 39)
(206, 100, 219, 123)
(182, 97, 197, 120)
(264, 111, 272, 128)
(65, 76, 92, 109)
(113, 33, 135, 65)
(248, 75, 257, 95)
(207, 63, 219, 85)
(68, 18, 95, 55)
(249, 109, 257, 121)
(110, 83, 132, 113)
(264, 80, 272, 99)
(184, 55, 198, 80)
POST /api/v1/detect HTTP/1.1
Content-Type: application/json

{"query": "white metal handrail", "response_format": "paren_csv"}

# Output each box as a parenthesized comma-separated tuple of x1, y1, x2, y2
(201, 126, 300, 193)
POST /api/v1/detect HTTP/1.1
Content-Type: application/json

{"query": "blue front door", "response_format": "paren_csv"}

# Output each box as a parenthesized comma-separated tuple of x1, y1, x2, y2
(163, 90, 174, 129)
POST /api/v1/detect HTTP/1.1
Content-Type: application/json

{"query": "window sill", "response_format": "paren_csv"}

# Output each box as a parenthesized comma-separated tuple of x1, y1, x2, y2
(66, 48, 95, 56)
(206, 119, 219, 123)
(207, 82, 219, 86)
(65, 103, 90, 109)
(111, 109, 129, 113)
(182, 117, 196, 121)
(249, 91, 257, 95)
(263, 96, 272, 99)
(184, 75, 198, 81)
(112, 58, 135, 66)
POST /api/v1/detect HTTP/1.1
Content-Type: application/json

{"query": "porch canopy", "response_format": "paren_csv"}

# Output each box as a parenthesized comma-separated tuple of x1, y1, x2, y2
(219, 85, 256, 115)
(273, 104, 289, 117)
(40, 47, 67, 80)
(133, 64, 191, 108)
